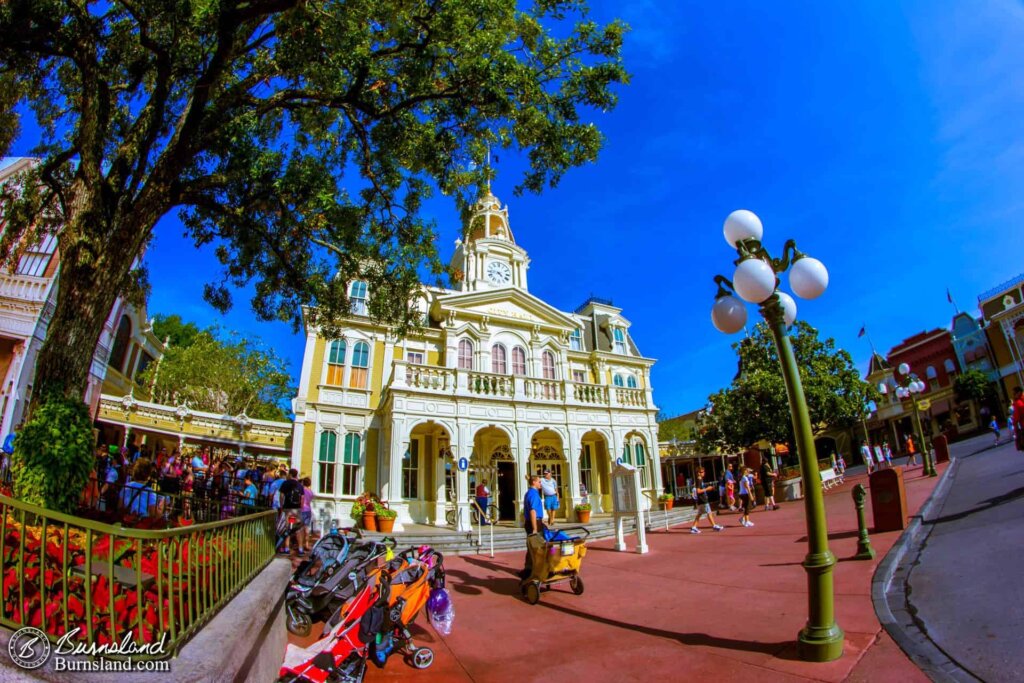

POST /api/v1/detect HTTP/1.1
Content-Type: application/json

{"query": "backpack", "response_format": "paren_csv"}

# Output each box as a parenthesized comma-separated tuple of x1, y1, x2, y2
(284, 480, 304, 509)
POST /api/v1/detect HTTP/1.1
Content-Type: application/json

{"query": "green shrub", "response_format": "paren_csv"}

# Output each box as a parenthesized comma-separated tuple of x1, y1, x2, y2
(376, 507, 397, 520)
(11, 396, 95, 513)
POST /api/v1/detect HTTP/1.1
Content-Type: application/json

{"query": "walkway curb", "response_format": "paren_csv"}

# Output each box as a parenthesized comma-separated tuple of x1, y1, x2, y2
(870, 458, 981, 683)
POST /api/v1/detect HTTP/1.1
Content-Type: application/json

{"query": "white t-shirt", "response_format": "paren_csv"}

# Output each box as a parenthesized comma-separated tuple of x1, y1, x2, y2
(540, 477, 558, 496)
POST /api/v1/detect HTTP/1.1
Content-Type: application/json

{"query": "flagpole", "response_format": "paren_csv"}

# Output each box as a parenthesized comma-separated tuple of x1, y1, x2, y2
(859, 324, 877, 357)
(947, 288, 960, 314)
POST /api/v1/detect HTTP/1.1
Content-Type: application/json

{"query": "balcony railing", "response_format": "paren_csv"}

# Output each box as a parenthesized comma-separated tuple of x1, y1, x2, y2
(389, 361, 649, 409)
(0, 271, 52, 305)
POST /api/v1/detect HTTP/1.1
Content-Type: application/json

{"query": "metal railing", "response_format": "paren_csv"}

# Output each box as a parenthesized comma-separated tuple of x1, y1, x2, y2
(0, 492, 276, 657)
(470, 500, 494, 558)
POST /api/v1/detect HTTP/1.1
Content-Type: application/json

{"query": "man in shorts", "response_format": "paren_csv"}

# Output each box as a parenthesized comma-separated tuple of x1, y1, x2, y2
(540, 469, 559, 527)
(690, 467, 724, 534)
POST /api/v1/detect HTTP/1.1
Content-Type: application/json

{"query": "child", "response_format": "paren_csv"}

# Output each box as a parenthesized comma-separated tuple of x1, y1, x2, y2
(990, 417, 1001, 445)
(689, 467, 724, 534)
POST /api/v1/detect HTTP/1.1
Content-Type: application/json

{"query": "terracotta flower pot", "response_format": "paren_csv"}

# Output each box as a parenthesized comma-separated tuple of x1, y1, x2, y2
(377, 516, 395, 533)
(663, 500, 674, 511)
(577, 510, 591, 524)
(362, 511, 378, 532)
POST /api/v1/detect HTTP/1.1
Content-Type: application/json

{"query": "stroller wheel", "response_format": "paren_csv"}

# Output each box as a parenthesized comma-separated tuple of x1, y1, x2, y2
(525, 582, 541, 605)
(570, 575, 585, 595)
(286, 608, 312, 637)
(411, 647, 434, 669)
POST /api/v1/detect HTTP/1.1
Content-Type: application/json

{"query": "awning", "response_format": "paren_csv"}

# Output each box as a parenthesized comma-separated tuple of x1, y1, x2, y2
(774, 443, 789, 454)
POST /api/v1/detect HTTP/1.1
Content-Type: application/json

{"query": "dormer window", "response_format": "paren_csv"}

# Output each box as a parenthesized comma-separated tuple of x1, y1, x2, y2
(613, 328, 627, 354)
(570, 328, 583, 351)
(350, 281, 368, 315)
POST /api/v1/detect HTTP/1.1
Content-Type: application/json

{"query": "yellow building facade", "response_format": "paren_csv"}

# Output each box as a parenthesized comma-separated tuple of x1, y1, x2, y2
(291, 192, 661, 530)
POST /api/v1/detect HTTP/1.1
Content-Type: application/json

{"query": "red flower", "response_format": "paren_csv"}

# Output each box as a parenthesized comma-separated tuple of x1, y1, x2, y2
(67, 594, 84, 619)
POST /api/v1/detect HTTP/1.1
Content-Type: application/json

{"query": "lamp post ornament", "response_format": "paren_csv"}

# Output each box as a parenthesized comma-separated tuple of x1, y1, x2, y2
(711, 209, 844, 663)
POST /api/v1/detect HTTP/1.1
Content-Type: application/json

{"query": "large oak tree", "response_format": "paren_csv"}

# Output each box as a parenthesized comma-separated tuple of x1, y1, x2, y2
(696, 321, 879, 459)
(0, 0, 627, 510)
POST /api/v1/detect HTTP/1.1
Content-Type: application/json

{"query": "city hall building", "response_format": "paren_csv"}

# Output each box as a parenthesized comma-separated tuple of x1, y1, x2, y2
(290, 191, 661, 530)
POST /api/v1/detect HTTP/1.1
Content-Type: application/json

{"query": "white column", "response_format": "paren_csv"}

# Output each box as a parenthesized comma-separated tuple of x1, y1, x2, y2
(455, 421, 472, 531)
(648, 428, 663, 495)
(565, 430, 582, 521)
(433, 440, 447, 526)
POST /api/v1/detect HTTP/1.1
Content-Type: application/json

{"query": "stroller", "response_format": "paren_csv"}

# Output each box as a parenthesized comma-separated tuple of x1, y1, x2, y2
(278, 546, 446, 683)
(286, 526, 393, 637)
(520, 526, 589, 605)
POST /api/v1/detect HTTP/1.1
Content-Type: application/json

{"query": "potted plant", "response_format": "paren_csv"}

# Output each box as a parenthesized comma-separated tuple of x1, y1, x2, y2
(658, 492, 674, 510)
(353, 492, 381, 531)
(575, 502, 592, 524)
(376, 506, 397, 533)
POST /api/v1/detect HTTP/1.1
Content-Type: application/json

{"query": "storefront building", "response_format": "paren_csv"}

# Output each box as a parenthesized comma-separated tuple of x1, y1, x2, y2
(291, 191, 661, 530)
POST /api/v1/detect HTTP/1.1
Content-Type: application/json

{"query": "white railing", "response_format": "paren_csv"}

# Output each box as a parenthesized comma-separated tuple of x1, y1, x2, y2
(387, 361, 653, 410)
(615, 387, 646, 407)
(0, 272, 51, 305)
(471, 499, 494, 558)
(524, 378, 563, 401)
(467, 370, 514, 398)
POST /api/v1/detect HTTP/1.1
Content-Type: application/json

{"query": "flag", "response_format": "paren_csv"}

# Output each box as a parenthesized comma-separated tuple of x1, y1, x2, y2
(857, 326, 866, 338)
(946, 288, 953, 303)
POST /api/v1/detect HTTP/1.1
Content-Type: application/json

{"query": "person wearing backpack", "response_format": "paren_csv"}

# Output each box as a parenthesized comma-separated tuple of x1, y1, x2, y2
(277, 468, 306, 555)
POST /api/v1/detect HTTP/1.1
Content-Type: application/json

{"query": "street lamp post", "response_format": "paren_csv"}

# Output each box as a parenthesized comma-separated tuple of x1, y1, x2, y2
(879, 365, 936, 476)
(710, 210, 844, 663)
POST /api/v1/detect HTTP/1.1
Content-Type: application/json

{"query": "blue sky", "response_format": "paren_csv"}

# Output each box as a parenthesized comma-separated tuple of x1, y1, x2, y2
(8, 0, 1024, 417)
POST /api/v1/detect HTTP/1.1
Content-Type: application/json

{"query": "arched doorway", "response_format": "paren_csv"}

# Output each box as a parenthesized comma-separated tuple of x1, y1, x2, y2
(407, 421, 452, 525)
(528, 428, 568, 520)
(471, 426, 516, 522)
(580, 430, 612, 513)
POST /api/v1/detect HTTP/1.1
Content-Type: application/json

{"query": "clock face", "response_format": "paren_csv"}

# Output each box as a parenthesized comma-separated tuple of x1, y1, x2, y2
(486, 260, 512, 285)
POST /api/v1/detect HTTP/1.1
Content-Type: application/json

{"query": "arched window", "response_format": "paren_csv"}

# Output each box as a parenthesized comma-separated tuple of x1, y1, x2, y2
(109, 315, 132, 374)
(491, 344, 507, 374)
(327, 340, 346, 385)
(349, 341, 370, 388)
(542, 351, 556, 380)
(613, 374, 625, 387)
(926, 366, 937, 379)
(511, 346, 527, 375)
(626, 375, 638, 389)
(458, 339, 474, 370)
(317, 431, 337, 494)
(613, 328, 627, 354)
(341, 433, 361, 496)
(943, 359, 955, 373)
(350, 281, 368, 315)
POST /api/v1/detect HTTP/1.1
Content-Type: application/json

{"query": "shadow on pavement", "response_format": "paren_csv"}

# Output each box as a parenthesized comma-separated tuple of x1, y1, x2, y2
(795, 528, 862, 543)
(443, 567, 521, 598)
(461, 554, 521, 577)
(926, 485, 1024, 525)
(535, 600, 796, 658)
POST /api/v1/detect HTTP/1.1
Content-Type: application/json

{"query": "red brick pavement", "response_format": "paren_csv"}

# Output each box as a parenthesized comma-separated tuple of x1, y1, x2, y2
(285, 464, 942, 682)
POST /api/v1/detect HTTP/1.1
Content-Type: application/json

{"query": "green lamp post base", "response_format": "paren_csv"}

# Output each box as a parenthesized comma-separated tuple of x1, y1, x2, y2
(798, 623, 846, 662)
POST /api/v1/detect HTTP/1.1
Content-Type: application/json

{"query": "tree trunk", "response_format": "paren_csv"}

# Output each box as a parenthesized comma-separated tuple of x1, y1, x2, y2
(30, 189, 140, 409)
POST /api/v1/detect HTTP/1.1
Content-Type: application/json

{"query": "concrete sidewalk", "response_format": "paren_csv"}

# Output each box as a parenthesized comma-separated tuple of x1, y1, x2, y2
(306, 464, 946, 682)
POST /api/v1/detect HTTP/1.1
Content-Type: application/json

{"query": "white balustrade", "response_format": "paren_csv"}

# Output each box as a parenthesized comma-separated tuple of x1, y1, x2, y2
(573, 382, 609, 405)
(466, 371, 514, 398)
(0, 272, 50, 305)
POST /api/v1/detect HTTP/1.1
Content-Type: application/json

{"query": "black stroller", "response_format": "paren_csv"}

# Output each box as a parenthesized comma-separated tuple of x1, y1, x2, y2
(286, 525, 393, 637)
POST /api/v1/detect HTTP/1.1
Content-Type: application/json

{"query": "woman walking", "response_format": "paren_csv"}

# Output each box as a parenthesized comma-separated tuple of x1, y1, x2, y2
(738, 468, 756, 527)
(760, 460, 779, 511)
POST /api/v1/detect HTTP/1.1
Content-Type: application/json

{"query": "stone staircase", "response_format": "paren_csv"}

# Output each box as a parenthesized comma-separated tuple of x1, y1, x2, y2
(358, 507, 697, 556)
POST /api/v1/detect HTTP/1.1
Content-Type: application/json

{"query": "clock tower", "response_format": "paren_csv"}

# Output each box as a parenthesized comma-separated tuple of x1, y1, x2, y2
(450, 190, 530, 292)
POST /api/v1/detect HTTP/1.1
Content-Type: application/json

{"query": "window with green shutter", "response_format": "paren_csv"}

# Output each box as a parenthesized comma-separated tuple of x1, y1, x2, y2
(341, 433, 361, 496)
(317, 431, 337, 494)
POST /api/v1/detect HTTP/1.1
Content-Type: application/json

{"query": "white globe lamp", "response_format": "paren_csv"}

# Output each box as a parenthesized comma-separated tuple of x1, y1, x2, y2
(877, 383, 888, 394)
(898, 363, 910, 376)
(712, 295, 748, 334)
(776, 291, 798, 326)
(733, 258, 777, 303)
(723, 209, 764, 248)
(789, 256, 829, 300)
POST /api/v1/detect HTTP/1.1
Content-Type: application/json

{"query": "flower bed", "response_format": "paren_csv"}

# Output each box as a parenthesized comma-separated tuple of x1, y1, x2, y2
(0, 495, 275, 655)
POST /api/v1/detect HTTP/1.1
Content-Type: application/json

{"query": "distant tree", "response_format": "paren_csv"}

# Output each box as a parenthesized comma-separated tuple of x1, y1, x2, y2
(954, 368, 998, 413)
(139, 329, 292, 421)
(0, 0, 627, 511)
(151, 314, 202, 350)
(657, 412, 690, 442)
(703, 322, 879, 457)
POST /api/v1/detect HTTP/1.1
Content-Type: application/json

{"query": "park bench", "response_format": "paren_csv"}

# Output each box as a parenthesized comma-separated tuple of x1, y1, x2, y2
(819, 467, 843, 491)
